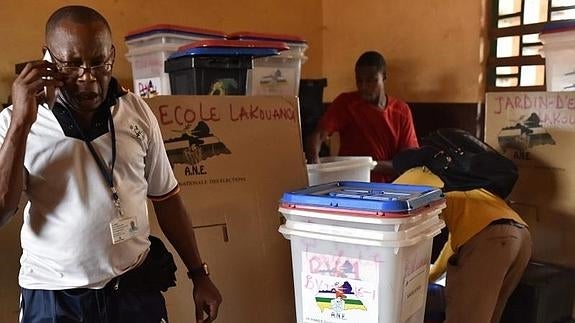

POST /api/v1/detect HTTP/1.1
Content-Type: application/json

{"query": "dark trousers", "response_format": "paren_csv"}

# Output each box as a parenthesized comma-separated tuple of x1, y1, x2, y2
(20, 283, 168, 323)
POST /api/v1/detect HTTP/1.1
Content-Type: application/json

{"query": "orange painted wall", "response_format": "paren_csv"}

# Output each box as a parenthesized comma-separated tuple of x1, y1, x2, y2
(321, 0, 484, 103)
(0, 0, 324, 105)
(0, 1, 485, 105)
(0, 1, 488, 322)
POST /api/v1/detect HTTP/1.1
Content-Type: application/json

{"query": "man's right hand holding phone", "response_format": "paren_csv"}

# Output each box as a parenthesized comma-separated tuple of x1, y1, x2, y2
(11, 59, 63, 128)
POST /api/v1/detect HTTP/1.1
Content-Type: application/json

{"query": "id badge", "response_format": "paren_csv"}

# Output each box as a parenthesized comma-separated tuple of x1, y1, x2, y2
(109, 217, 139, 244)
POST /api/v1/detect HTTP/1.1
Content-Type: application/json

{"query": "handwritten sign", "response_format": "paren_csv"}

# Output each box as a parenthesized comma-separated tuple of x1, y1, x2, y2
(301, 251, 379, 323)
(488, 92, 575, 128)
(154, 98, 298, 128)
(144, 95, 308, 323)
(145, 95, 303, 185)
(486, 92, 575, 269)
(485, 92, 575, 161)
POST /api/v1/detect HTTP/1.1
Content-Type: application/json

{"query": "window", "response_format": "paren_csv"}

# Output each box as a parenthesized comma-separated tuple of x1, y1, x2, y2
(488, 0, 575, 91)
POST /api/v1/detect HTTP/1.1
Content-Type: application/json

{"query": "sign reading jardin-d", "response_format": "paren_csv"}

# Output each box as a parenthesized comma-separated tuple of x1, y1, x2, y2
(485, 92, 575, 161)
(486, 91, 575, 268)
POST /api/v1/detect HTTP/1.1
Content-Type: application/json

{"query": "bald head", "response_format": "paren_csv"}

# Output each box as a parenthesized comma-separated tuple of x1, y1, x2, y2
(45, 6, 111, 44)
(43, 6, 115, 113)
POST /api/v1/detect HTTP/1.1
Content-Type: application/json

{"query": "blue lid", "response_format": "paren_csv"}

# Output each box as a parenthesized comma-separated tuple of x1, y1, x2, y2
(280, 181, 443, 212)
(168, 47, 279, 59)
(542, 19, 575, 34)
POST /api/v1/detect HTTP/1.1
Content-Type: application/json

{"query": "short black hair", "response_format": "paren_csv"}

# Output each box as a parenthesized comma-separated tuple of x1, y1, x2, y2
(45, 6, 111, 39)
(355, 51, 386, 73)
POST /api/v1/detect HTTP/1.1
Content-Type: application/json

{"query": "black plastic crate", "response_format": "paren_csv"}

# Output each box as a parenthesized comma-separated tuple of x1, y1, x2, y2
(501, 261, 575, 323)
(165, 55, 252, 95)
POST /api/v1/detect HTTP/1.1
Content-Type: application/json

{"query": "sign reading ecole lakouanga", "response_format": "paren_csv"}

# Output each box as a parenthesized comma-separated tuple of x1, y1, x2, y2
(144, 95, 308, 323)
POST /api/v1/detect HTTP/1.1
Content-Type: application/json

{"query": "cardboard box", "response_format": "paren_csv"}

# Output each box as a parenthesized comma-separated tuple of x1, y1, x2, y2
(485, 92, 575, 269)
(145, 95, 308, 323)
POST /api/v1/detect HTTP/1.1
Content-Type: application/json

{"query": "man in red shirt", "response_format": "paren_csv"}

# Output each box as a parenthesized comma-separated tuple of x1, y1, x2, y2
(305, 51, 419, 182)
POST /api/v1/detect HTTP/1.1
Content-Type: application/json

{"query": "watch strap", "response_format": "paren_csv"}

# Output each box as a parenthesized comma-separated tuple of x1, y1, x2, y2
(187, 263, 209, 279)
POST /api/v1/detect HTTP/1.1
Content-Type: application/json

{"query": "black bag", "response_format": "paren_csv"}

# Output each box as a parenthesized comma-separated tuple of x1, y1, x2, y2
(393, 128, 518, 198)
(117, 236, 178, 292)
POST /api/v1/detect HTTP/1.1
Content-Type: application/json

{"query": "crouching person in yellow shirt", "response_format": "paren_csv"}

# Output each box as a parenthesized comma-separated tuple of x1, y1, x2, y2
(393, 131, 532, 323)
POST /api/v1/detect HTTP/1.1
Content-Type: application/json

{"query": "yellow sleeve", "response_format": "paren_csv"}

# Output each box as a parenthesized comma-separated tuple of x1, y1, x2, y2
(429, 235, 454, 283)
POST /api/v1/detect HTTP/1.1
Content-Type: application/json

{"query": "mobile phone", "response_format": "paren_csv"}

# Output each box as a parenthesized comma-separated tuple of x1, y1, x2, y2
(42, 50, 56, 109)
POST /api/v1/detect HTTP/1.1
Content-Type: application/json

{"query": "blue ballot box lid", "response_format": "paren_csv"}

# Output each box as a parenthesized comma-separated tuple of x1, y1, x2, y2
(168, 40, 285, 60)
(168, 47, 279, 59)
(280, 181, 444, 213)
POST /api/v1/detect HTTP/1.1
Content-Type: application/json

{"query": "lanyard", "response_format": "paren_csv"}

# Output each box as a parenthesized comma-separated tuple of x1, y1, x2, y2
(66, 107, 124, 216)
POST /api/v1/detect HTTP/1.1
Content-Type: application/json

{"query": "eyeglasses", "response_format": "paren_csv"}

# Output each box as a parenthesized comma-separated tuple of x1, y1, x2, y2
(44, 46, 115, 78)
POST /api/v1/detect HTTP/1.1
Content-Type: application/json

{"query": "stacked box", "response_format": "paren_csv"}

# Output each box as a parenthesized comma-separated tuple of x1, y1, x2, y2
(124, 24, 226, 97)
(164, 40, 285, 95)
(305, 156, 376, 186)
(278, 181, 446, 323)
(540, 20, 575, 91)
(228, 32, 308, 96)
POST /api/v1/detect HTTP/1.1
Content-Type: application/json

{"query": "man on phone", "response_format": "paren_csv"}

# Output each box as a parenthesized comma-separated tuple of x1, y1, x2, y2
(0, 5, 221, 323)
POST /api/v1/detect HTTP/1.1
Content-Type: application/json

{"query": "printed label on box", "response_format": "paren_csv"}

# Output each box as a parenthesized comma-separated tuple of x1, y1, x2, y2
(301, 251, 379, 323)
(251, 67, 297, 96)
(136, 77, 163, 98)
(400, 264, 427, 321)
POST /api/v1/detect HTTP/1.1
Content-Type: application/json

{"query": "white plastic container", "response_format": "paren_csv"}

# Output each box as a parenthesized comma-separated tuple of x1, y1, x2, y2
(279, 202, 445, 233)
(227, 32, 308, 96)
(540, 22, 575, 91)
(124, 25, 226, 98)
(306, 156, 377, 185)
(279, 216, 445, 323)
